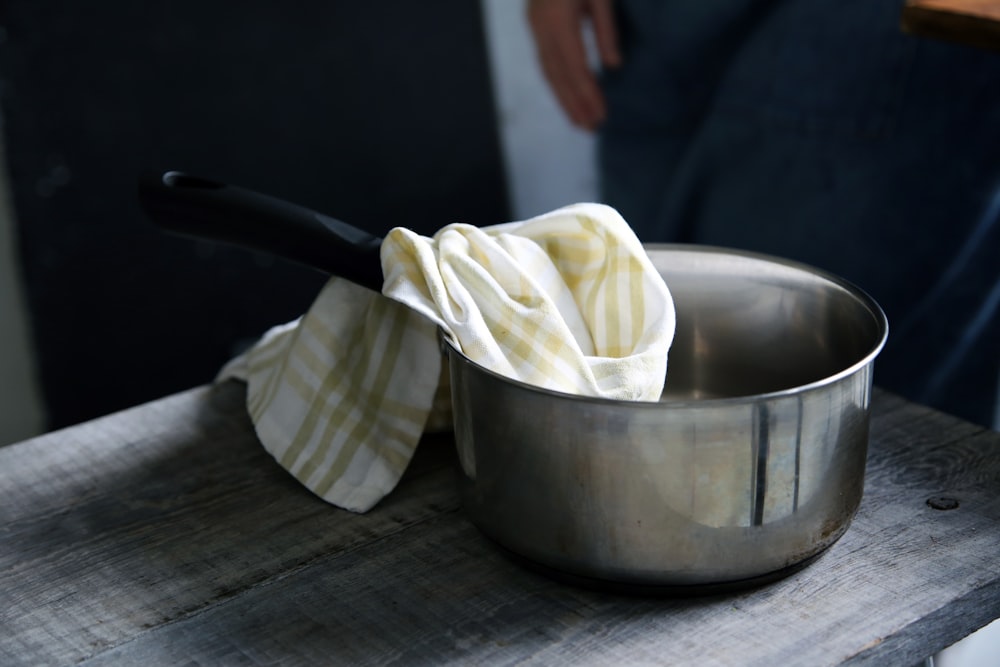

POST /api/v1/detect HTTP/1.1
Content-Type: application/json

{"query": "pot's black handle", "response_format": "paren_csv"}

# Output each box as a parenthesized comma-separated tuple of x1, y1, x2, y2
(138, 171, 385, 292)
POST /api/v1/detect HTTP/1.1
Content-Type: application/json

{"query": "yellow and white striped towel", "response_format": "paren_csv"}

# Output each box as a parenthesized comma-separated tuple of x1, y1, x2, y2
(219, 203, 675, 513)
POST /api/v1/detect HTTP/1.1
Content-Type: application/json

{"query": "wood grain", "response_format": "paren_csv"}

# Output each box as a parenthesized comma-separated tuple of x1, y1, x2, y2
(902, 0, 1000, 50)
(0, 382, 457, 665)
(1, 382, 999, 666)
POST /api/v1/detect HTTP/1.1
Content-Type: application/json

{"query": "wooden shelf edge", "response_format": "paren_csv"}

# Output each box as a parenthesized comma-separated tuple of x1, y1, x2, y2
(901, 1, 1000, 51)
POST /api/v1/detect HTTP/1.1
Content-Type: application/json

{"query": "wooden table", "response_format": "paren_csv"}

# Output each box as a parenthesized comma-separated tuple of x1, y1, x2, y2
(2, 381, 999, 666)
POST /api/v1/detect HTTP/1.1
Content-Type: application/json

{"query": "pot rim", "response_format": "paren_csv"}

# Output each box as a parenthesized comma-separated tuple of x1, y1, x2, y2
(440, 243, 889, 408)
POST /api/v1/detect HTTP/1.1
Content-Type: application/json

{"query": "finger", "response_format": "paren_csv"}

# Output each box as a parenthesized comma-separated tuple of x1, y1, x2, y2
(550, 26, 606, 128)
(588, 0, 622, 68)
(528, 1, 606, 129)
(538, 39, 602, 130)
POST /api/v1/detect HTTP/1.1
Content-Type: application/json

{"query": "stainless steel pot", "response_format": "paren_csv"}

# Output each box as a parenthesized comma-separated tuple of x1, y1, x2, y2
(139, 173, 888, 592)
(444, 244, 888, 592)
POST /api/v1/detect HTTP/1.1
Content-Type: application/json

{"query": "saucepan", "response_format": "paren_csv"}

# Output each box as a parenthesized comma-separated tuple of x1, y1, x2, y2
(139, 171, 888, 593)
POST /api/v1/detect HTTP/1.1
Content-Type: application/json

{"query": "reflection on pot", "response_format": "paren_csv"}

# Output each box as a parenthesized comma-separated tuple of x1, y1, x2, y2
(446, 245, 887, 591)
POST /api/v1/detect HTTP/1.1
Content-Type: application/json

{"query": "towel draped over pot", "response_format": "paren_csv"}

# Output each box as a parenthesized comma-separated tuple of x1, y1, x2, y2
(219, 203, 675, 512)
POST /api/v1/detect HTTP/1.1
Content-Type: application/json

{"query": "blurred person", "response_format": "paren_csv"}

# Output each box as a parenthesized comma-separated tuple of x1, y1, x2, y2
(528, 0, 1000, 427)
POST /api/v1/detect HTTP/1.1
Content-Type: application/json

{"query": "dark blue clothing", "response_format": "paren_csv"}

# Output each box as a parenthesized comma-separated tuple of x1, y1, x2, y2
(600, 0, 1000, 426)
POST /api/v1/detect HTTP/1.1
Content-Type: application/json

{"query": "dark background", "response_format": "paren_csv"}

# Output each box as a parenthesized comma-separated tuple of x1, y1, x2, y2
(0, 2, 509, 429)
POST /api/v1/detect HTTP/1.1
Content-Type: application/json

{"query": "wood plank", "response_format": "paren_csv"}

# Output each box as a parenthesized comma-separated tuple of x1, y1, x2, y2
(0, 381, 458, 666)
(901, 0, 1000, 51)
(2, 385, 999, 665)
(70, 404, 1000, 666)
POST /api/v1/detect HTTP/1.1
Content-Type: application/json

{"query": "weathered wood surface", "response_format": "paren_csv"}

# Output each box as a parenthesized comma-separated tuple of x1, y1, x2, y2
(1, 381, 999, 666)
(901, 0, 1000, 50)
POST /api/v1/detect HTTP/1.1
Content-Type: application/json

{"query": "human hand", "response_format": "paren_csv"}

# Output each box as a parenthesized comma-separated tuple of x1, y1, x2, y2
(527, 0, 621, 131)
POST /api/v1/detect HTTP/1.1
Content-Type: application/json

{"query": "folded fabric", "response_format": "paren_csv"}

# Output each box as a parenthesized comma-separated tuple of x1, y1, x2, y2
(219, 203, 675, 512)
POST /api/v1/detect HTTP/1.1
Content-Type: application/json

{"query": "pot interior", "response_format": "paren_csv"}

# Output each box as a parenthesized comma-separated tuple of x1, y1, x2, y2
(647, 245, 887, 401)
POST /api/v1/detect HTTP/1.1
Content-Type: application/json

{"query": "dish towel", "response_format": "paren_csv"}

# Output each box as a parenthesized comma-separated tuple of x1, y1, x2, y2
(219, 203, 676, 512)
